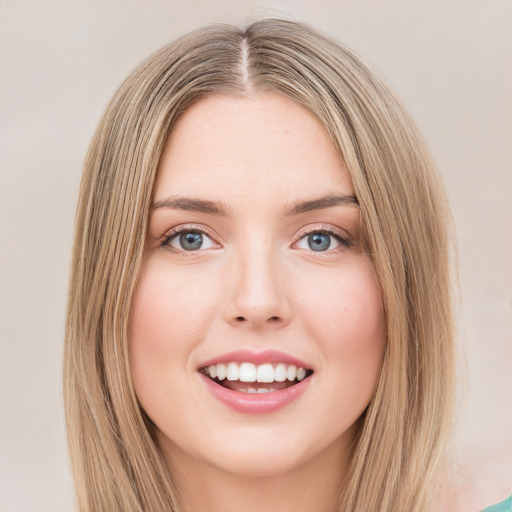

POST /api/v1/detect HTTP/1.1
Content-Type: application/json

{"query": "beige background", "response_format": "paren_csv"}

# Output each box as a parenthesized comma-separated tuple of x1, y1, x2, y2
(0, 1, 511, 510)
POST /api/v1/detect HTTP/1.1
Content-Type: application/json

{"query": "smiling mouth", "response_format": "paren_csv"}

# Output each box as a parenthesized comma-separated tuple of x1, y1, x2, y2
(199, 362, 314, 393)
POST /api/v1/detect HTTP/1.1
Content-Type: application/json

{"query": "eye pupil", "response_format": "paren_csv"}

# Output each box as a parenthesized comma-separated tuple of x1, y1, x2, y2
(308, 233, 330, 251)
(180, 232, 203, 250)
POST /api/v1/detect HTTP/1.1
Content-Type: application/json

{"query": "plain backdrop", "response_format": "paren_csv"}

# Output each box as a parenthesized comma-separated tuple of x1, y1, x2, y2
(0, 1, 511, 511)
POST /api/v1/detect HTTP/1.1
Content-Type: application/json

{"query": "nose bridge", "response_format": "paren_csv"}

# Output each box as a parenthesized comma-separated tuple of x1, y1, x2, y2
(224, 236, 291, 328)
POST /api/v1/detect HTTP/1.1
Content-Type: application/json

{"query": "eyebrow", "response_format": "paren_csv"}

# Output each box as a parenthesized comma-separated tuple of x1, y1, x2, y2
(151, 193, 359, 217)
(151, 196, 232, 216)
(281, 193, 359, 216)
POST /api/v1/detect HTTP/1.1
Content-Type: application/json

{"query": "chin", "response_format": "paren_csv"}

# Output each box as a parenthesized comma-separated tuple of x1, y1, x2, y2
(159, 424, 316, 478)
(207, 448, 307, 478)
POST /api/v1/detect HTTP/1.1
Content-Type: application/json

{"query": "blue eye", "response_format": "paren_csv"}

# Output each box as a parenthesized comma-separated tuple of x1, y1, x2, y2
(162, 226, 350, 254)
(295, 229, 349, 253)
(180, 232, 203, 250)
(164, 229, 215, 251)
(307, 233, 331, 251)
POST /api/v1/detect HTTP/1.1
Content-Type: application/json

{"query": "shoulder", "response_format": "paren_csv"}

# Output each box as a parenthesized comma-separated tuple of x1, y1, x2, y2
(477, 479, 512, 512)
(481, 493, 512, 512)
(433, 474, 511, 512)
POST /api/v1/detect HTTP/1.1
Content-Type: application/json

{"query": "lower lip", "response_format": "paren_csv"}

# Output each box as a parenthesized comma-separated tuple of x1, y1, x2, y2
(199, 373, 312, 414)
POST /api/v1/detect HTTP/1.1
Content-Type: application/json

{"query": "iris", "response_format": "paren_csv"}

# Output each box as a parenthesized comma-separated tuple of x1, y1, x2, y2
(180, 232, 203, 250)
(308, 233, 331, 251)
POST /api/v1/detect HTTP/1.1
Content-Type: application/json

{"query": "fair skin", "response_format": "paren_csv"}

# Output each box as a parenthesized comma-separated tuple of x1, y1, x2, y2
(129, 92, 386, 511)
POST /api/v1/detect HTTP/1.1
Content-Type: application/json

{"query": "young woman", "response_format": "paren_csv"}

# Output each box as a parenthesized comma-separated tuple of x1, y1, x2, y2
(64, 18, 511, 512)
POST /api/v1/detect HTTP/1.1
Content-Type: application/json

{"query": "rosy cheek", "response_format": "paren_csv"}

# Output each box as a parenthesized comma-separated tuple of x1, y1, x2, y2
(129, 262, 182, 387)
(132, 260, 192, 335)
(129, 257, 218, 375)
(130, 276, 170, 358)
(297, 260, 385, 363)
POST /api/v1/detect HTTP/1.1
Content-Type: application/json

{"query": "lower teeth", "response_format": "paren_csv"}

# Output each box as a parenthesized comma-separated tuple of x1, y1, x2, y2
(238, 388, 274, 394)
(205, 373, 312, 393)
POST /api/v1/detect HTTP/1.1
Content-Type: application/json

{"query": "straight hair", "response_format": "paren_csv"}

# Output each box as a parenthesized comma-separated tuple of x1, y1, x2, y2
(64, 18, 455, 511)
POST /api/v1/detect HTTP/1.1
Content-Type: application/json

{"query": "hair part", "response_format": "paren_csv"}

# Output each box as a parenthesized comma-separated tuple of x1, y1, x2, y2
(65, 18, 455, 512)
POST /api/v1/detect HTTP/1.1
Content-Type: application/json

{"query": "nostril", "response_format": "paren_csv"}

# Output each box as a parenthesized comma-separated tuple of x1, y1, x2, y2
(232, 315, 283, 324)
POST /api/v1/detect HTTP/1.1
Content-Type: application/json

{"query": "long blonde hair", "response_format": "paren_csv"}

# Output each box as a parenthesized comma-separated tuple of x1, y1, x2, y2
(64, 18, 455, 511)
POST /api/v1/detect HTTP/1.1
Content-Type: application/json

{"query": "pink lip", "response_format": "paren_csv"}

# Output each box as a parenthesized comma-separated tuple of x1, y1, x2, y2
(198, 349, 312, 370)
(198, 372, 312, 414)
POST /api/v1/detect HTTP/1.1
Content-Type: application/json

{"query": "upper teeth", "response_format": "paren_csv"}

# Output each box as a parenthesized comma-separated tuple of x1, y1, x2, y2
(205, 362, 308, 383)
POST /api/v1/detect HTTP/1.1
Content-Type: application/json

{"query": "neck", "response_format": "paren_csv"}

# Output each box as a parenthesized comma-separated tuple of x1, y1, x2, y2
(160, 433, 354, 512)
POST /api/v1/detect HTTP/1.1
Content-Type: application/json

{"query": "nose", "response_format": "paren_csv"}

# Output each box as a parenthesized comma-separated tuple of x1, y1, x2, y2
(223, 244, 292, 330)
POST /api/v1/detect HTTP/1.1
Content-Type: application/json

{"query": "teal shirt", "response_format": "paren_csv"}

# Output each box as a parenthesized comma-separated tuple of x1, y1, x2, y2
(483, 495, 512, 512)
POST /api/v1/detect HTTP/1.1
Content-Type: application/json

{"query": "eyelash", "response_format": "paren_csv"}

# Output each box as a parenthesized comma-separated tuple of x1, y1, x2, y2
(161, 225, 215, 256)
(295, 225, 354, 255)
(160, 224, 354, 256)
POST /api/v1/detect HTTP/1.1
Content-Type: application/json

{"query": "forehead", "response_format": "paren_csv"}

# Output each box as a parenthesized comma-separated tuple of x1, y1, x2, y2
(154, 92, 353, 206)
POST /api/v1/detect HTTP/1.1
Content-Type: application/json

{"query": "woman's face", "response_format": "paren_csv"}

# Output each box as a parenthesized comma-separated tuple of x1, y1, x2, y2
(129, 92, 386, 478)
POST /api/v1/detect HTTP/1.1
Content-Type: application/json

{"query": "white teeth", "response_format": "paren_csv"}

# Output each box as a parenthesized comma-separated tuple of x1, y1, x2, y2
(226, 362, 239, 381)
(216, 363, 226, 380)
(286, 365, 297, 381)
(204, 362, 310, 383)
(238, 388, 277, 394)
(275, 363, 287, 382)
(256, 363, 275, 383)
(239, 362, 256, 382)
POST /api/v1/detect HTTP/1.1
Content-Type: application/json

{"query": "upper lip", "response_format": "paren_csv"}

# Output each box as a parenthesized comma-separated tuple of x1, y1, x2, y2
(198, 349, 313, 370)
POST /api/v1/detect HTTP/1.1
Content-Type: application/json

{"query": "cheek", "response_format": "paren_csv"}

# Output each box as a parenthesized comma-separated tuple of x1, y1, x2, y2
(130, 259, 215, 352)
(128, 258, 216, 410)
(300, 260, 384, 340)
(296, 259, 386, 402)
